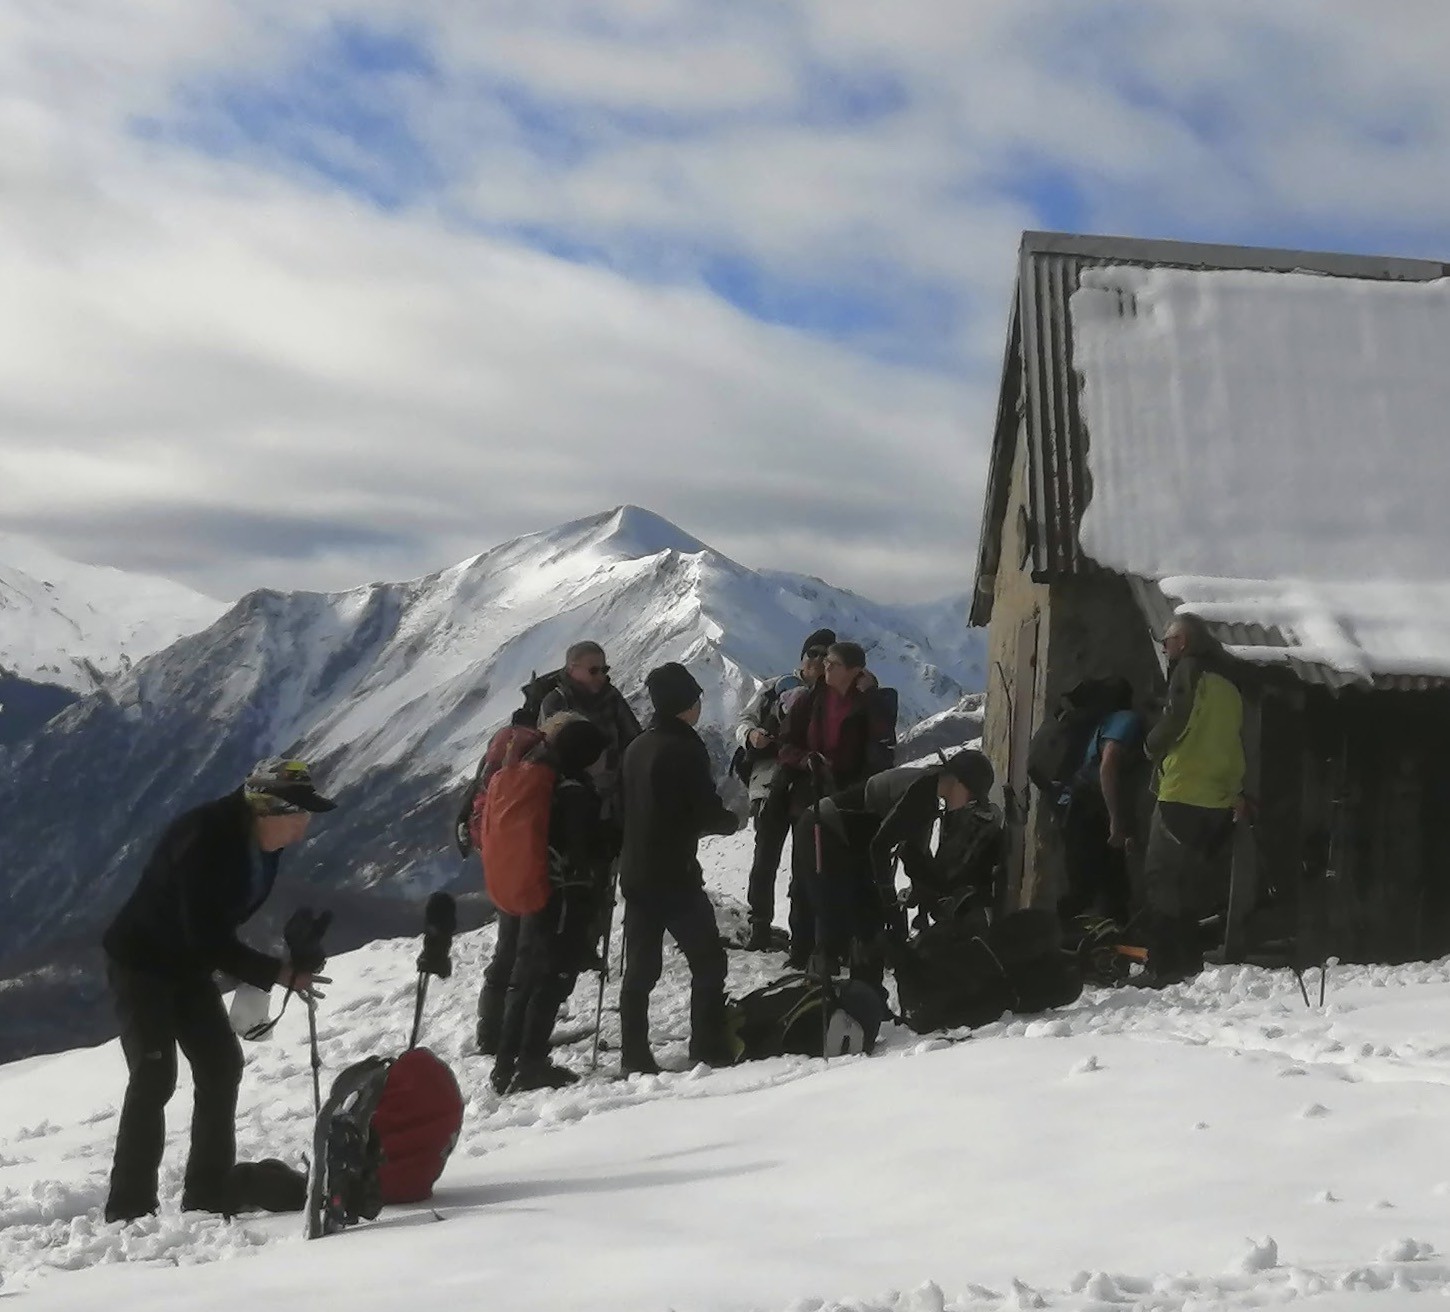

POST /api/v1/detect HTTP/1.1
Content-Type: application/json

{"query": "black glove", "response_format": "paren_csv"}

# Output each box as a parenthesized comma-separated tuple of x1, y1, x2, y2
(283, 907, 332, 974)
(416, 892, 457, 979)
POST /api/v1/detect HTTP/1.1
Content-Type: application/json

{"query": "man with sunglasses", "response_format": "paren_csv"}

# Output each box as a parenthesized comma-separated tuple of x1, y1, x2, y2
(101, 758, 335, 1223)
(733, 627, 835, 951)
(538, 641, 643, 832)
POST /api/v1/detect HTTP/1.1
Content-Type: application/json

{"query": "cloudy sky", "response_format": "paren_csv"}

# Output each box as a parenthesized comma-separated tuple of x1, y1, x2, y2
(3, 1, 1449, 604)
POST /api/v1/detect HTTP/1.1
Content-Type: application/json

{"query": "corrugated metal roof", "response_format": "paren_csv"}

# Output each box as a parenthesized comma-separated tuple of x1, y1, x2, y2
(971, 230, 1450, 691)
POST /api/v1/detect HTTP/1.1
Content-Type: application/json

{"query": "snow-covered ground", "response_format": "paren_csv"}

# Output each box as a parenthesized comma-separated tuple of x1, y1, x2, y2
(3, 831, 1449, 1312)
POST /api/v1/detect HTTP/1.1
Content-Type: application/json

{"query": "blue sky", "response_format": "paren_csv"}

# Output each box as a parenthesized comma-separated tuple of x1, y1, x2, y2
(3, 2, 1450, 601)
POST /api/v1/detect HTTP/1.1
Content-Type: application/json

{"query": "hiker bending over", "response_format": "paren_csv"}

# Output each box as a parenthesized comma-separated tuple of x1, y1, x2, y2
(794, 750, 1000, 992)
(732, 627, 834, 951)
(101, 758, 336, 1223)
(1141, 614, 1247, 987)
(489, 714, 614, 1094)
(776, 641, 897, 967)
(618, 663, 740, 1075)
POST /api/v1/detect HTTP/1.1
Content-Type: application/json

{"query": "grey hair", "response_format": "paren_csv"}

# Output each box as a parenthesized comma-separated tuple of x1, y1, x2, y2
(565, 640, 604, 667)
(1169, 611, 1223, 659)
(540, 710, 589, 741)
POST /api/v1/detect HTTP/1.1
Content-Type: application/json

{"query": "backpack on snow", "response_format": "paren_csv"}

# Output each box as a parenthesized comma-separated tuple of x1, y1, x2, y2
(890, 908, 1083, 1034)
(1025, 678, 1125, 797)
(374, 1047, 465, 1204)
(478, 735, 556, 916)
(304, 898, 465, 1239)
(728, 973, 887, 1060)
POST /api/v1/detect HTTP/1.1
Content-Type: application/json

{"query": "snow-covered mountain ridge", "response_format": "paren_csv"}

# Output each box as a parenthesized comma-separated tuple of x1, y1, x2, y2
(0, 531, 224, 694)
(0, 506, 984, 1005)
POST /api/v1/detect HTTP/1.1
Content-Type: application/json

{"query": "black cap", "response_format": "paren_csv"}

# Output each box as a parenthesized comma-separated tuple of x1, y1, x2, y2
(552, 718, 609, 776)
(646, 662, 704, 718)
(801, 628, 836, 660)
(941, 749, 994, 799)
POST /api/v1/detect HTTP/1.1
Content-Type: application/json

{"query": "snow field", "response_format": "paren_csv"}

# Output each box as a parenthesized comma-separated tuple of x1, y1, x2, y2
(1, 830, 1449, 1311)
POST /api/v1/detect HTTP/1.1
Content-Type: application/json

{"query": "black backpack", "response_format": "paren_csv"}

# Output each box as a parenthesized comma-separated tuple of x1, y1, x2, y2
(866, 686, 900, 775)
(890, 909, 1083, 1033)
(519, 668, 567, 726)
(1025, 678, 1127, 796)
(728, 974, 887, 1060)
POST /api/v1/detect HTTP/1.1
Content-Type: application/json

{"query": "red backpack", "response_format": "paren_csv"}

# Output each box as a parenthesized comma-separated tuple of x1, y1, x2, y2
(478, 734, 555, 916)
(374, 1048, 465, 1204)
(467, 724, 544, 853)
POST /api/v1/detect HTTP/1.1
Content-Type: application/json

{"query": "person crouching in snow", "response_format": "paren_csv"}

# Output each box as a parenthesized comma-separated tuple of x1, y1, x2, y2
(617, 663, 742, 1075)
(491, 714, 614, 1094)
(101, 758, 336, 1223)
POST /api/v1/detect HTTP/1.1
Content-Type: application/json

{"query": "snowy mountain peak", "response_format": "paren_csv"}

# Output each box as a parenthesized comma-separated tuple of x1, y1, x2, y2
(594, 504, 713, 560)
(0, 532, 226, 694)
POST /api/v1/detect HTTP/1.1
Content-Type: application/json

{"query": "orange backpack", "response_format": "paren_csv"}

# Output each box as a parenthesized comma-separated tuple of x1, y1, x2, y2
(478, 739, 555, 916)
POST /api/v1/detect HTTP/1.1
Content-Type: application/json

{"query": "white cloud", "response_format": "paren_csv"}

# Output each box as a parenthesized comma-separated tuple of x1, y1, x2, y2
(2, 0, 1450, 609)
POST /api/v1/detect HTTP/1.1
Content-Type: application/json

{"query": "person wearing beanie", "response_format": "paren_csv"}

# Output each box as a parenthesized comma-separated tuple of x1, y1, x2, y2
(616, 663, 741, 1074)
(794, 750, 1004, 988)
(100, 758, 337, 1224)
(489, 713, 614, 1095)
(731, 630, 835, 951)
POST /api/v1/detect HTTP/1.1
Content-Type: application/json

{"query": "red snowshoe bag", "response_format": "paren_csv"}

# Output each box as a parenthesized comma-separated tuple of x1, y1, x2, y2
(479, 752, 555, 916)
(374, 1049, 465, 1204)
(467, 725, 544, 852)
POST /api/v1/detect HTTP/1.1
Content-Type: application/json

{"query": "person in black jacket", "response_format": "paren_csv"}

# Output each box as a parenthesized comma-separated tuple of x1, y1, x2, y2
(101, 758, 335, 1224)
(617, 662, 741, 1075)
(491, 715, 613, 1095)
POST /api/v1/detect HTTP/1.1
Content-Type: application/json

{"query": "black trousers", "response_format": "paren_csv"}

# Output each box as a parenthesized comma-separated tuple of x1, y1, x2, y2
(497, 890, 593, 1066)
(1057, 794, 1132, 928)
(480, 913, 522, 1001)
(621, 884, 727, 1054)
(794, 807, 885, 961)
(106, 960, 244, 1220)
(746, 781, 793, 927)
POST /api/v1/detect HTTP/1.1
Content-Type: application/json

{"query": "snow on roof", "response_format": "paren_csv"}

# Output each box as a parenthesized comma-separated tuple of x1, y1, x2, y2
(1070, 264, 1450, 683)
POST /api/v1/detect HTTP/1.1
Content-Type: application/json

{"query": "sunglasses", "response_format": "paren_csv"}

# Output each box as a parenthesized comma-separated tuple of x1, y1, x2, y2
(582, 664, 609, 676)
(803, 648, 827, 660)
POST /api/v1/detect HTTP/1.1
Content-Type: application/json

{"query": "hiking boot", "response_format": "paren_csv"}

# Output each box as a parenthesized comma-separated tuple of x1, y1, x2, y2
(744, 921, 775, 952)
(180, 1189, 234, 1218)
(489, 1053, 516, 1096)
(476, 985, 506, 1056)
(104, 1197, 158, 1225)
(509, 1059, 580, 1092)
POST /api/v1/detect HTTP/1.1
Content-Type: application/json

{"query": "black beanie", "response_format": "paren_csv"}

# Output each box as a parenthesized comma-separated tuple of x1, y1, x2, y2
(801, 628, 836, 659)
(941, 748, 994, 799)
(646, 662, 704, 719)
(552, 718, 609, 777)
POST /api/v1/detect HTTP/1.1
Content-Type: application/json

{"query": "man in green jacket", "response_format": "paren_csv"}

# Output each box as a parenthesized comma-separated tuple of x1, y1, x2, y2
(1141, 613, 1246, 986)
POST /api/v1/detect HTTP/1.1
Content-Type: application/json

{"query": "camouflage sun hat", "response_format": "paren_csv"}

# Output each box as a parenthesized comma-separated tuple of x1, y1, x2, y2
(244, 758, 337, 814)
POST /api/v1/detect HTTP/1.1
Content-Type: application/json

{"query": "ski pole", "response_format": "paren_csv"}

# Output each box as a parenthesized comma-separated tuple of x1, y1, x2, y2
(591, 863, 619, 1073)
(306, 995, 322, 1117)
(812, 771, 831, 1064)
(408, 973, 430, 1052)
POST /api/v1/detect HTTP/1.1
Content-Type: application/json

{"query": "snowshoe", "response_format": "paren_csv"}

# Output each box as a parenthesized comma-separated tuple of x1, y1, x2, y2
(305, 1056, 391, 1239)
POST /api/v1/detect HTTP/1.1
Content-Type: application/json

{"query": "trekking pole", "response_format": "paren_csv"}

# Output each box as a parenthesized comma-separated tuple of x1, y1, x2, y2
(306, 996, 322, 1117)
(408, 973, 430, 1052)
(591, 864, 619, 1073)
(811, 768, 831, 1065)
(1319, 960, 1329, 1007)
(1291, 966, 1312, 1009)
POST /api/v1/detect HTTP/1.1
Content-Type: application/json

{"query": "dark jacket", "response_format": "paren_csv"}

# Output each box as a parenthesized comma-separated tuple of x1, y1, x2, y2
(619, 716, 739, 898)
(541, 751, 612, 891)
(834, 765, 1004, 919)
(777, 682, 894, 793)
(103, 790, 283, 991)
(538, 679, 643, 819)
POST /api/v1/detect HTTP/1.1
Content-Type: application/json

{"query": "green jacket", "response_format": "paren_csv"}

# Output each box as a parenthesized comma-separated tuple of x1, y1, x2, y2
(1146, 656, 1245, 811)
